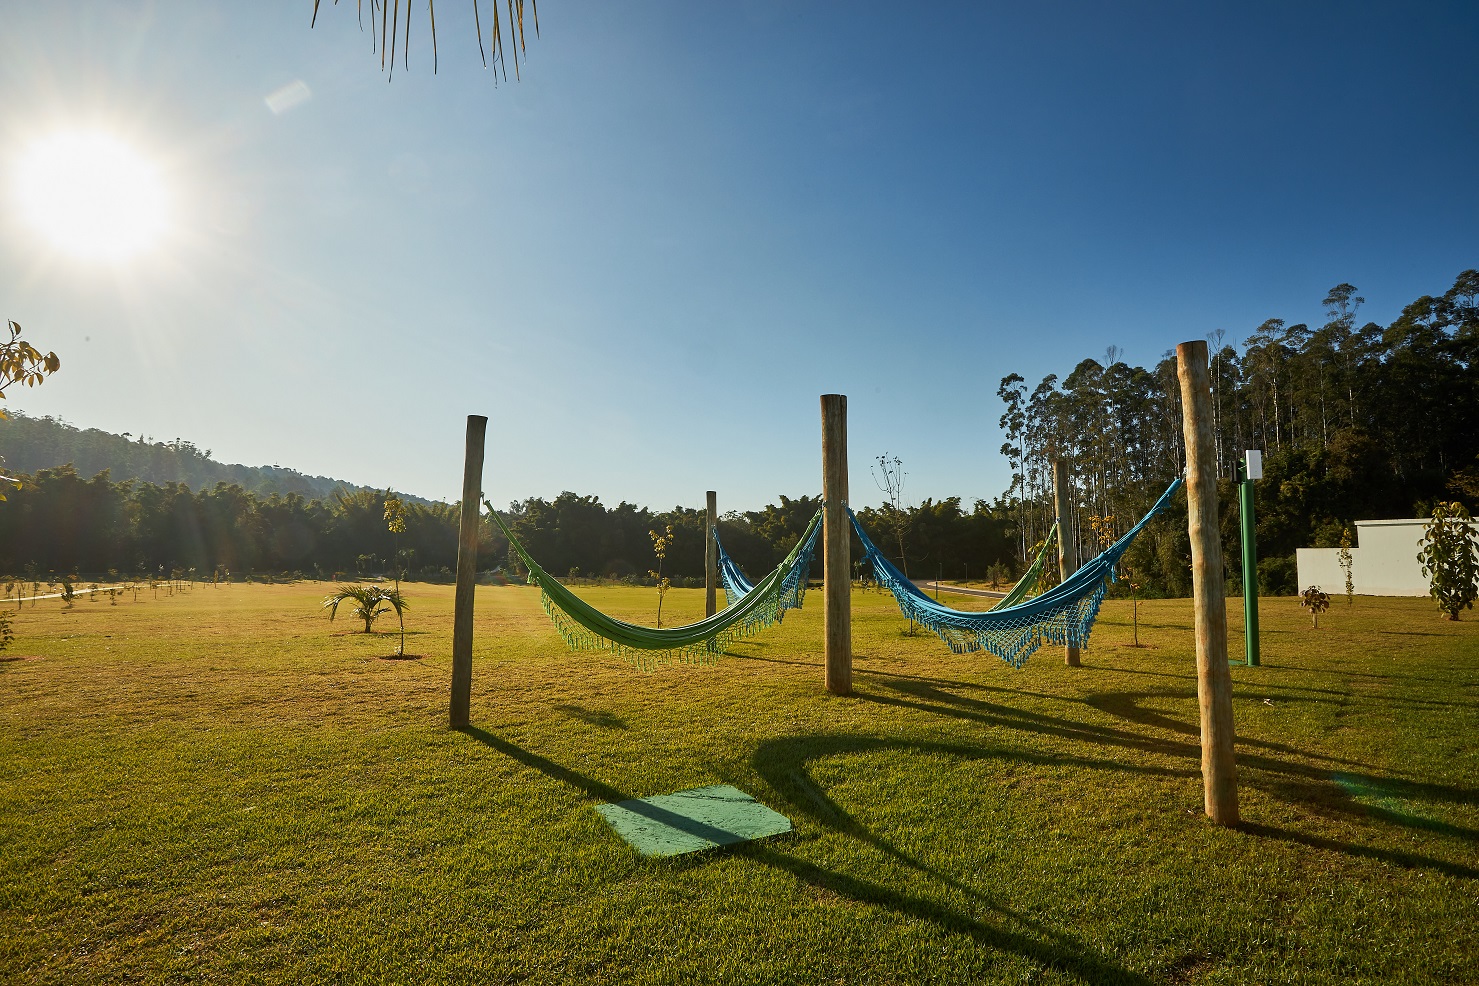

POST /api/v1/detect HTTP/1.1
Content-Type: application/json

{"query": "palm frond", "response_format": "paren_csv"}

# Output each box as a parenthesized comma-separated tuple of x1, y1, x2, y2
(314, 0, 538, 79)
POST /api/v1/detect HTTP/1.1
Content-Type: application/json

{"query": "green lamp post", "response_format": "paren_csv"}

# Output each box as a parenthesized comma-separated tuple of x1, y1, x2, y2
(1237, 449, 1262, 667)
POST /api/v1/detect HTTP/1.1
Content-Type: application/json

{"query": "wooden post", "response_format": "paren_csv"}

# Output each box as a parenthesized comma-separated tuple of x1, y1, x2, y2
(450, 414, 487, 730)
(705, 490, 718, 618)
(1053, 456, 1080, 666)
(1176, 340, 1240, 826)
(821, 394, 852, 695)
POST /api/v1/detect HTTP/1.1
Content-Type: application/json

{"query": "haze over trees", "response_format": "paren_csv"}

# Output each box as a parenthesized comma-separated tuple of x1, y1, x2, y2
(1, 271, 1473, 596)
(0, 413, 404, 502)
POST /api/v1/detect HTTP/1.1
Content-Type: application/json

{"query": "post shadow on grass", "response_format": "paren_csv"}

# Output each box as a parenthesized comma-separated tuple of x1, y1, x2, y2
(551, 704, 628, 730)
(1080, 688, 1376, 765)
(1094, 663, 1473, 712)
(456, 723, 1153, 985)
(735, 841, 1157, 986)
(851, 677, 1479, 875)
(864, 673, 1479, 804)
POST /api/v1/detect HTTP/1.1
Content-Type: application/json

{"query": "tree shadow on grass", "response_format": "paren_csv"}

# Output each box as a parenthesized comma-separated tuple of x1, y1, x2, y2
(1091, 663, 1472, 711)
(457, 723, 1155, 985)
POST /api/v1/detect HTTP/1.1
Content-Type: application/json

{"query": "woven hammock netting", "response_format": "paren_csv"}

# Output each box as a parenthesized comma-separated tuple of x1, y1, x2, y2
(487, 502, 823, 669)
(850, 478, 1183, 668)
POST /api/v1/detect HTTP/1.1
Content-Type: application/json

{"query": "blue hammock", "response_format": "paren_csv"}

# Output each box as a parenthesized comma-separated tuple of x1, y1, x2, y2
(714, 514, 823, 617)
(850, 478, 1183, 667)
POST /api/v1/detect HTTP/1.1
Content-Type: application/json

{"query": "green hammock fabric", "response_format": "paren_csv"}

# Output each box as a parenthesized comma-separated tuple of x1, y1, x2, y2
(486, 503, 823, 669)
(992, 521, 1058, 610)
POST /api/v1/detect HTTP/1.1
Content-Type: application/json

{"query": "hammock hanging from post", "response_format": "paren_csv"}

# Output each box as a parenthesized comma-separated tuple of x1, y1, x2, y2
(713, 526, 816, 617)
(991, 520, 1059, 610)
(850, 478, 1183, 667)
(486, 503, 823, 669)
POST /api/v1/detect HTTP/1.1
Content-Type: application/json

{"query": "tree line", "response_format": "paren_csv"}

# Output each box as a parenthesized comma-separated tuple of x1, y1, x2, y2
(998, 269, 1479, 595)
(0, 466, 1019, 585)
(6, 268, 1472, 596)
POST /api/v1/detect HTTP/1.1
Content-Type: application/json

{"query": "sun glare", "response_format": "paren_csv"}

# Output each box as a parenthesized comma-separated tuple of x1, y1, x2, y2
(13, 131, 168, 261)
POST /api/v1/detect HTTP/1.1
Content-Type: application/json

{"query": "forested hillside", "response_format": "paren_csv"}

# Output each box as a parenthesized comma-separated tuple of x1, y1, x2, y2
(0, 413, 403, 501)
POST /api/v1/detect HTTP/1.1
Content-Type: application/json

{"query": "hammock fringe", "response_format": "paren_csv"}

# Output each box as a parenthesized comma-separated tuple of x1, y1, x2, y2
(488, 502, 823, 670)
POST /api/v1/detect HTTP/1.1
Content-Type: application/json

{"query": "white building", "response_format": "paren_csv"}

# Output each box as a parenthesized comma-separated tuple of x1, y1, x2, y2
(1296, 518, 1478, 597)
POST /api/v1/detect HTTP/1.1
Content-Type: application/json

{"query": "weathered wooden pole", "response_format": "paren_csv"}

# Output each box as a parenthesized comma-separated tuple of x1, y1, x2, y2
(821, 394, 852, 696)
(1052, 456, 1080, 667)
(449, 414, 487, 730)
(705, 490, 719, 618)
(1176, 340, 1240, 826)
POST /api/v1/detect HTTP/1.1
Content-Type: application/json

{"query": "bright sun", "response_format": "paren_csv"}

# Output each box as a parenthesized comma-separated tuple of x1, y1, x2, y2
(13, 131, 169, 261)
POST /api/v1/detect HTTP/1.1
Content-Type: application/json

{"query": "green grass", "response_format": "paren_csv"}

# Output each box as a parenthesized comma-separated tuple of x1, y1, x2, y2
(2, 582, 1475, 984)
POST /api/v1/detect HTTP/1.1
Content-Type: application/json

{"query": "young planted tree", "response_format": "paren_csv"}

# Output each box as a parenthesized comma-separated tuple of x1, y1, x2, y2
(872, 455, 911, 576)
(1301, 586, 1330, 628)
(322, 583, 409, 635)
(1417, 501, 1479, 621)
(649, 525, 673, 627)
(385, 493, 409, 656)
(1338, 527, 1355, 606)
(872, 454, 916, 633)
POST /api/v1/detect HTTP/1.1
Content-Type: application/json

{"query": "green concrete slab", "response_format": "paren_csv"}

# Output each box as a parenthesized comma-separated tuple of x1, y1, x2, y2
(594, 784, 793, 858)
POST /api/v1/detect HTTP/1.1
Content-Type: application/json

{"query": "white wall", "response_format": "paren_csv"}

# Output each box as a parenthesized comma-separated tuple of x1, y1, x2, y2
(1296, 519, 1479, 597)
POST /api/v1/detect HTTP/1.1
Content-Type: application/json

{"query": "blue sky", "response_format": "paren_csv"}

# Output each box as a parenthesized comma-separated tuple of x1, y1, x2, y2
(3, 2, 1475, 512)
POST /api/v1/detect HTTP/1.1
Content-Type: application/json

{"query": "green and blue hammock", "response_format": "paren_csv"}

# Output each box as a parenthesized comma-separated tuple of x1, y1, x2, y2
(488, 478, 1179, 670)
(849, 478, 1182, 667)
(487, 502, 823, 669)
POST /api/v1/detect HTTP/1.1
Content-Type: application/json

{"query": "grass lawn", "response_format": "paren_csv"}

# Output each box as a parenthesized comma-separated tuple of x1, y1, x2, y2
(2, 581, 1475, 984)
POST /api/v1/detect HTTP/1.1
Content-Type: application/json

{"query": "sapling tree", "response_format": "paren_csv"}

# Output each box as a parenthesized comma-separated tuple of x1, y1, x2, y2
(649, 525, 673, 627)
(0, 609, 12, 653)
(872, 455, 911, 577)
(1301, 586, 1330, 628)
(384, 494, 409, 656)
(986, 561, 1011, 590)
(1338, 527, 1355, 606)
(1417, 501, 1479, 621)
(873, 454, 915, 632)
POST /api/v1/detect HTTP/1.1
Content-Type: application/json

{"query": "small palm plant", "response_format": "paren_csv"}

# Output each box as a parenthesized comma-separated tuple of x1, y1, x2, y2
(322, 583, 408, 635)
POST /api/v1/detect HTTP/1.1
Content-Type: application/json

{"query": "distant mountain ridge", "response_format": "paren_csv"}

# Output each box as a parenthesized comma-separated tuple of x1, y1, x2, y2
(0, 413, 432, 504)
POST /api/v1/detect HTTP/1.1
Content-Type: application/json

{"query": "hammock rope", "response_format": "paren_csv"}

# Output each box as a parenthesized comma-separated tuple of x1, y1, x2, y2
(850, 478, 1183, 667)
(486, 502, 823, 669)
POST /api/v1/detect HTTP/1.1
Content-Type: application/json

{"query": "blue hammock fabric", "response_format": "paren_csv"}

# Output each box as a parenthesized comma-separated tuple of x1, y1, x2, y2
(850, 478, 1184, 667)
(714, 513, 823, 617)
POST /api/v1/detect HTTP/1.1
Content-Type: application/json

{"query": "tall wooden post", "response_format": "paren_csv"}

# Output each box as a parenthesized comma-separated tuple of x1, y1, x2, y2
(705, 490, 718, 618)
(1177, 340, 1240, 826)
(450, 414, 487, 729)
(1053, 456, 1080, 666)
(821, 395, 852, 695)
